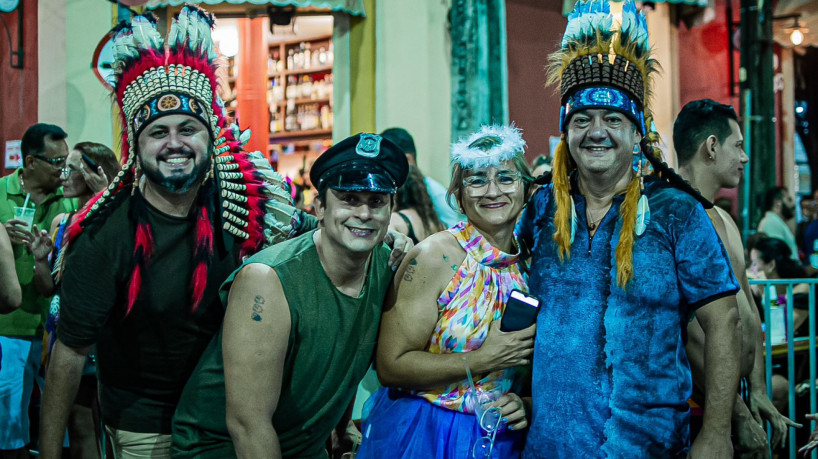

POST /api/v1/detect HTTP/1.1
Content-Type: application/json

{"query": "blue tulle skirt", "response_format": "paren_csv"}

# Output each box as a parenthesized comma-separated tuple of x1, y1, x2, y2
(357, 388, 525, 459)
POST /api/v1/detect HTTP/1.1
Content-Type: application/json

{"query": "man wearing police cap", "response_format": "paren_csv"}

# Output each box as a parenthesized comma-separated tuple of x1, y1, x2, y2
(171, 133, 408, 459)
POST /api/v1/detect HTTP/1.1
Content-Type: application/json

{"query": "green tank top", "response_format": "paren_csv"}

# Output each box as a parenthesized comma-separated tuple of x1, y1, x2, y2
(171, 229, 393, 459)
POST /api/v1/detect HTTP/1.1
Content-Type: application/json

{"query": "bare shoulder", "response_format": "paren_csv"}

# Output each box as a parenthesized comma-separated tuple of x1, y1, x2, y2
(227, 263, 289, 325)
(395, 230, 465, 288)
(50, 213, 64, 235)
(413, 230, 465, 268)
(233, 262, 280, 288)
(0, 225, 9, 250)
(712, 207, 744, 249)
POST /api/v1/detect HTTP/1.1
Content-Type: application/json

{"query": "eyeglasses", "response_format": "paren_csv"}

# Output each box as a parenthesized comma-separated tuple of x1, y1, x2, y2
(31, 154, 66, 169)
(472, 402, 502, 458)
(462, 171, 522, 196)
(59, 165, 78, 180)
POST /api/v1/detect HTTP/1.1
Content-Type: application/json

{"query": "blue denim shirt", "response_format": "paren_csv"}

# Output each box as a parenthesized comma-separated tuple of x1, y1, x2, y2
(518, 177, 738, 458)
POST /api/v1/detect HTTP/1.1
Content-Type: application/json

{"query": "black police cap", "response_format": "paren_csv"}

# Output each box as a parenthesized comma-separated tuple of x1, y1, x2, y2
(310, 133, 409, 194)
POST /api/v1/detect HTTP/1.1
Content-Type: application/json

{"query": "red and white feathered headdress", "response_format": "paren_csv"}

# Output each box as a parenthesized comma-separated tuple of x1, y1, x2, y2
(61, 6, 300, 314)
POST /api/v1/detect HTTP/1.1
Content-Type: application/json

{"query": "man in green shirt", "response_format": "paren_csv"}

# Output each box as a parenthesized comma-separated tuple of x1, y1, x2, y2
(172, 133, 408, 459)
(0, 123, 77, 456)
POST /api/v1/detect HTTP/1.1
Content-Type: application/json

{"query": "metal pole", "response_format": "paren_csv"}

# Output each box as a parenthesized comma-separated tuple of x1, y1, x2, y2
(786, 284, 796, 458)
(743, 90, 752, 246)
(740, 0, 776, 229)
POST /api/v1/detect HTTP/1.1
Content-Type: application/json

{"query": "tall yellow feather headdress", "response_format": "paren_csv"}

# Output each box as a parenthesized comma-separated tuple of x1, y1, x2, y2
(547, 0, 659, 288)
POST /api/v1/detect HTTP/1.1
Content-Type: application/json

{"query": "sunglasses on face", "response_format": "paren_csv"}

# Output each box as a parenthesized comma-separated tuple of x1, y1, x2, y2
(31, 154, 67, 169)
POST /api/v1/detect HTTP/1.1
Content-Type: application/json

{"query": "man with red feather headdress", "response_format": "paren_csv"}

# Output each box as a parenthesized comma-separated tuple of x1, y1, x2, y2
(39, 7, 408, 458)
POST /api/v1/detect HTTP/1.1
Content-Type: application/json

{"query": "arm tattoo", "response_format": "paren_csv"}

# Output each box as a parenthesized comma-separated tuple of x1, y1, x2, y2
(403, 263, 417, 282)
(250, 294, 265, 322)
(403, 257, 418, 281)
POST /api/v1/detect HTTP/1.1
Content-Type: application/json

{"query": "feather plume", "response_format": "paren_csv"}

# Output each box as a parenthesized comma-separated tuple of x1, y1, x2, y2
(131, 15, 163, 51)
(112, 28, 140, 67)
(615, 176, 642, 288)
(551, 136, 573, 261)
(239, 128, 251, 146)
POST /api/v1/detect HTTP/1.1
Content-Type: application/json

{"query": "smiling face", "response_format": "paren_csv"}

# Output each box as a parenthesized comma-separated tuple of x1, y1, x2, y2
(712, 119, 748, 189)
(315, 189, 393, 254)
(566, 109, 641, 180)
(136, 114, 211, 194)
(458, 160, 525, 235)
(60, 150, 90, 198)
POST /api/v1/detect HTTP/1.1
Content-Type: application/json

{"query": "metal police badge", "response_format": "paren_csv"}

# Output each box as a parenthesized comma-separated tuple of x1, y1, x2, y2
(355, 134, 382, 158)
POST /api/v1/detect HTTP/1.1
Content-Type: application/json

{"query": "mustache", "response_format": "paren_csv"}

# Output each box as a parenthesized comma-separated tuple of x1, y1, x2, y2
(579, 141, 615, 148)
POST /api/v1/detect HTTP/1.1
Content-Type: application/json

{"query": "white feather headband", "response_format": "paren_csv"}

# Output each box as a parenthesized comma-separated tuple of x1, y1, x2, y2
(451, 124, 527, 169)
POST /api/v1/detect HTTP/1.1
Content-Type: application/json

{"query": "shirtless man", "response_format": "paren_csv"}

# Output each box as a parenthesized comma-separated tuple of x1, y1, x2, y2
(675, 99, 800, 456)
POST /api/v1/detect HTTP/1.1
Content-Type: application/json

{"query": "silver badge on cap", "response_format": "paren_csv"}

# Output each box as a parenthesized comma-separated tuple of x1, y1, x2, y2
(355, 134, 382, 158)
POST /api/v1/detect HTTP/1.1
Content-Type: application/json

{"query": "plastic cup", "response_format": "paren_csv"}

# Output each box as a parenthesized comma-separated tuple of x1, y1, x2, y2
(13, 206, 35, 231)
(474, 390, 504, 433)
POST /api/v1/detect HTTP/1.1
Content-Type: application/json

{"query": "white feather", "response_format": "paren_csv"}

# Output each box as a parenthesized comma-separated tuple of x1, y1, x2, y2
(131, 16, 163, 50)
(450, 124, 527, 170)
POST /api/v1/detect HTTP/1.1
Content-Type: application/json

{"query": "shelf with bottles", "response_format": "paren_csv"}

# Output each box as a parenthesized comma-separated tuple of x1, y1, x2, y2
(267, 36, 333, 77)
(269, 128, 333, 140)
(218, 56, 238, 119)
(267, 73, 334, 106)
(267, 35, 334, 139)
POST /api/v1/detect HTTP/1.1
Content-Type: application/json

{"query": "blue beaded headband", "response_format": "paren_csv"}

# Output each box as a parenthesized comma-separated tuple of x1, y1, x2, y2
(559, 86, 646, 135)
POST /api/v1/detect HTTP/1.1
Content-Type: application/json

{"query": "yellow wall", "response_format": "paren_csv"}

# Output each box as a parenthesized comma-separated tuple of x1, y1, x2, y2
(646, 3, 679, 167)
(349, 0, 377, 135)
(38, 0, 114, 149)
(374, 0, 452, 187)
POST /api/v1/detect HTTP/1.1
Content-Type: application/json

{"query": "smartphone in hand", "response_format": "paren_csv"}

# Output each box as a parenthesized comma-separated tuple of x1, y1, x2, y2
(81, 153, 98, 170)
(500, 289, 540, 332)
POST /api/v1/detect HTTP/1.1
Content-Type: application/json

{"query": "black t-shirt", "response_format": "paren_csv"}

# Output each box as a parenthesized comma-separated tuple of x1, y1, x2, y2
(58, 193, 240, 433)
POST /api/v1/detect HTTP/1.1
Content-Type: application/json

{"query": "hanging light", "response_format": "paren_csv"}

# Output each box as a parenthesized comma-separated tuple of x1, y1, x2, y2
(213, 26, 239, 57)
(785, 17, 807, 47)
(791, 28, 804, 46)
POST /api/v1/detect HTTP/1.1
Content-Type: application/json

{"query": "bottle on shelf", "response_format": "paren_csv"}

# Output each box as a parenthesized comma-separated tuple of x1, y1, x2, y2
(270, 51, 280, 75)
(304, 42, 312, 69)
(318, 47, 328, 66)
(301, 75, 312, 100)
(320, 104, 331, 129)
(285, 76, 297, 100)
(287, 49, 295, 71)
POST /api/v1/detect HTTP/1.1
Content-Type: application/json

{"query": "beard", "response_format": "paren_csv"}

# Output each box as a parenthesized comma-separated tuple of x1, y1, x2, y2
(139, 150, 211, 194)
(782, 204, 795, 220)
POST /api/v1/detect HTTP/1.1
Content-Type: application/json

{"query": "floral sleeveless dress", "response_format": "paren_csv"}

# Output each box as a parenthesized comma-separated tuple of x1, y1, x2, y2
(358, 221, 529, 459)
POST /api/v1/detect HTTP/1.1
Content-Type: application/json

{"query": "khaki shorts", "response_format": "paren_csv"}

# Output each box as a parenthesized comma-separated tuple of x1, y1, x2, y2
(104, 426, 171, 459)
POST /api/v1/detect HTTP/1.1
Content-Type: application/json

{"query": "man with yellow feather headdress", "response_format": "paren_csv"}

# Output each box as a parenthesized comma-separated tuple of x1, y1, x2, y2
(518, 1, 741, 457)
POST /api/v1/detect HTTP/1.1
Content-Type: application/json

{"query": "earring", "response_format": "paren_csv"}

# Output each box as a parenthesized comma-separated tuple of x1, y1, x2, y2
(635, 150, 650, 236)
(633, 144, 640, 154)
(131, 162, 141, 196)
(570, 195, 577, 244)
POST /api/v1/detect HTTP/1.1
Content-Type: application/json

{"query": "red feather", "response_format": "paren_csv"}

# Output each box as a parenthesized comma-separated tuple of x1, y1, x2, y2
(190, 262, 208, 313)
(190, 205, 214, 312)
(134, 221, 154, 261)
(126, 264, 142, 316)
